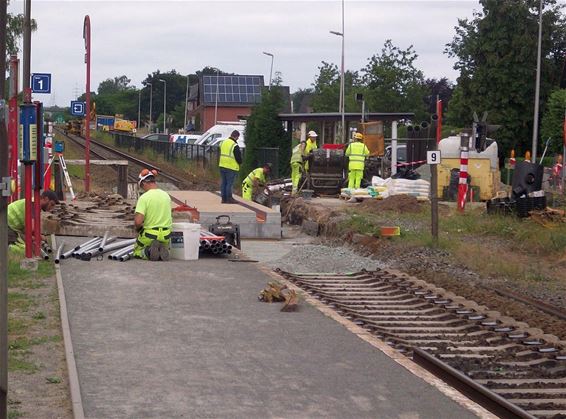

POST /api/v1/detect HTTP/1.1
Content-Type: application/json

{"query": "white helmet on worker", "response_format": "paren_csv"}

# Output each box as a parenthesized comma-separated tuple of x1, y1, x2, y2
(138, 168, 158, 186)
(308, 130, 318, 138)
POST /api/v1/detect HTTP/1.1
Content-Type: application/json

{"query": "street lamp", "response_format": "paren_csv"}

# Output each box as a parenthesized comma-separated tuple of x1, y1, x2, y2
(214, 68, 220, 126)
(532, 0, 543, 163)
(147, 82, 153, 132)
(330, 30, 345, 143)
(159, 79, 166, 134)
(137, 90, 141, 132)
(263, 51, 274, 89)
(184, 74, 189, 132)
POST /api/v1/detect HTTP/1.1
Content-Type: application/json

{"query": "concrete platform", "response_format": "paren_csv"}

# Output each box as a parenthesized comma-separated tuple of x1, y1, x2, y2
(58, 237, 481, 418)
(170, 190, 281, 240)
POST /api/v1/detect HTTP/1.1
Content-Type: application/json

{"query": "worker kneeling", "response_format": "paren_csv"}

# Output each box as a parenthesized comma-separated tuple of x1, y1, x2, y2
(133, 169, 172, 261)
(242, 164, 271, 201)
(8, 190, 59, 247)
(345, 132, 370, 189)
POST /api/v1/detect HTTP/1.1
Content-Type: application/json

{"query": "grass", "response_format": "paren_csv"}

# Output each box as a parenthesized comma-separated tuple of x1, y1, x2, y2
(8, 254, 53, 289)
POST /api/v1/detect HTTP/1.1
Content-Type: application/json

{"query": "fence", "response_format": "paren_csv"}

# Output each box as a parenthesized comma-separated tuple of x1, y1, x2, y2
(111, 132, 280, 175)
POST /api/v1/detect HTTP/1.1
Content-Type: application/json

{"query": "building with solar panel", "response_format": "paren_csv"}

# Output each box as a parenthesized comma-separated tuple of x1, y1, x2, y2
(187, 74, 265, 131)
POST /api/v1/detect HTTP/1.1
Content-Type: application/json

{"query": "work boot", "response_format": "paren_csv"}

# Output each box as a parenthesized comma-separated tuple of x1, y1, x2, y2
(227, 198, 238, 204)
(148, 240, 161, 261)
(158, 242, 170, 261)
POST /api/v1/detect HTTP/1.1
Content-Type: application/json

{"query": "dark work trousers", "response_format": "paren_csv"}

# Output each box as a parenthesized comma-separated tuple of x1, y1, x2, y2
(220, 168, 238, 202)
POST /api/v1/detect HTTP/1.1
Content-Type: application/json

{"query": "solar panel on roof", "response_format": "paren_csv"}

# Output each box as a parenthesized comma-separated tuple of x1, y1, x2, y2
(202, 74, 263, 105)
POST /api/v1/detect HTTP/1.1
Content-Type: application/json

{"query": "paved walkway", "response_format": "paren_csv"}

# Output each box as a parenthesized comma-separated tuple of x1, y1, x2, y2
(59, 238, 480, 418)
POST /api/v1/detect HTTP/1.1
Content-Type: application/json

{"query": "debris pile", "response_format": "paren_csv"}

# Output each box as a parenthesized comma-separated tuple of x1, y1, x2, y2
(258, 282, 298, 312)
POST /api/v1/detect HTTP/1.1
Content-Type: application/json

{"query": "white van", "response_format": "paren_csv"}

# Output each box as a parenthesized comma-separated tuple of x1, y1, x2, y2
(195, 123, 245, 149)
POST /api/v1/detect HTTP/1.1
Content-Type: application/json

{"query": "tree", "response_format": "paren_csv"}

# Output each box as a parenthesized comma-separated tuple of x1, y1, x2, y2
(446, 0, 566, 155)
(6, 0, 37, 60)
(424, 78, 454, 115)
(310, 62, 360, 113)
(361, 39, 427, 120)
(97, 75, 134, 95)
(243, 79, 291, 179)
(540, 88, 566, 154)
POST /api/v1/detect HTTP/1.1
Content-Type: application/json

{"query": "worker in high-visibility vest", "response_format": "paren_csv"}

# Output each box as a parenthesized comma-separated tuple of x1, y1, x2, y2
(218, 130, 243, 204)
(345, 132, 370, 190)
(303, 130, 318, 172)
(242, 164, 272, 201)
(7, 190, 59, 245)
(290, 138, 306, 195)
(133, 169, 172, 261)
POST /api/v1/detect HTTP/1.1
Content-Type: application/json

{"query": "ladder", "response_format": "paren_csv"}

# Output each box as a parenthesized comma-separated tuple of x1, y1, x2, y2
(44, 153, 76, 200)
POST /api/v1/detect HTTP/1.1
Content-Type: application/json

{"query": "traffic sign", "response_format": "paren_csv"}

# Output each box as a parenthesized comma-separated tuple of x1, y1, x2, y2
(31, 73, 51, 93)
(55, 115, 65, 124)
(427, 150, 441, 165)
(70, 101, 85, 116)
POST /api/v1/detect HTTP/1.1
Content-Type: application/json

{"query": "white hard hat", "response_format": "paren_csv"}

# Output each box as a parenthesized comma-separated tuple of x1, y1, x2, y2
(308, 130, 318, 137)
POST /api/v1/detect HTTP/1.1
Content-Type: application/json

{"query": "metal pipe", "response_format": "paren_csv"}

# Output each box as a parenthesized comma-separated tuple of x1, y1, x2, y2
(97, 239, 135, 255)
(73, 236, 100, 252)
(84, 237, 118, 257)
(40, 248, 49, 260)
(110, 244, 134, 260)
(54, 242, 65, 264)
(73, 238, 103, 257)
(98, 231, 110, 252)
(119, 251, 133, 262)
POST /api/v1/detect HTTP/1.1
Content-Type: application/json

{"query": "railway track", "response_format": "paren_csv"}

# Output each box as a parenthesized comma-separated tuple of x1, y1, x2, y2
(276, 269, 566, 418)
(54, 128, 185, 186)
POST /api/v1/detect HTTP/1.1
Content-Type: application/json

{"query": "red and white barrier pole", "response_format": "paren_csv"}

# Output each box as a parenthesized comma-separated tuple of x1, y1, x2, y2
(457, 135, 469, 212)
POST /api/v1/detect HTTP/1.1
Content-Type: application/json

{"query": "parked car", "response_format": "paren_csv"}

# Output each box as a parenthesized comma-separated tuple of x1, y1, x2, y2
(142, 133, 171, 142)
(195, 124, 245, 149)
(170, 134, 200, 145)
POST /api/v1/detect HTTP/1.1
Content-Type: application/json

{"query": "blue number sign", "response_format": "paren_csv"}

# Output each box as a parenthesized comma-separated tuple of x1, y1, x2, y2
(31, 73, 51, 94)
(70, 101, 86, 116)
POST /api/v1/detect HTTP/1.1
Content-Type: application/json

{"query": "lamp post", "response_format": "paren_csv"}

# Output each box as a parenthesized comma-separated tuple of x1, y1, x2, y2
(159, 79, 166, 134)
(184, 74, 189, 132)
(214, 68, 219, 126)
(137, 90, 141, 132)
(147, 82, 152, 133)
(532, 0, 543, 163)
(263, 51, 274, 89)
(330, 30, 345, 143)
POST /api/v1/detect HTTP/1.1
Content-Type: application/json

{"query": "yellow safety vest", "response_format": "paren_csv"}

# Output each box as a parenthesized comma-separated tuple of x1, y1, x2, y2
(219, 139, 239, 171)
(290, 144, 304, 164)
(345, 141, 370, 170)
(7, 199, 26, 233)
(304, 139, 317, 156)
(243, 168, 266, 188)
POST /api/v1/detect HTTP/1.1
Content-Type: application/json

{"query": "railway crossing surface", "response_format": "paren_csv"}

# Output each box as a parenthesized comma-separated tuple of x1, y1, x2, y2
(56, 237, 487, 418)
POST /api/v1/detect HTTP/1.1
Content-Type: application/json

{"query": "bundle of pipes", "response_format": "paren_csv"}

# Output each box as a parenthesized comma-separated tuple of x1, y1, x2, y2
(199, 230, 232, 256)
(57, 235, 137, 262)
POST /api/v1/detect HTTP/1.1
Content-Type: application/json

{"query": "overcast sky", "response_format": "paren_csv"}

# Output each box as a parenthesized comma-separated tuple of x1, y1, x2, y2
(9, 0, 481, 107)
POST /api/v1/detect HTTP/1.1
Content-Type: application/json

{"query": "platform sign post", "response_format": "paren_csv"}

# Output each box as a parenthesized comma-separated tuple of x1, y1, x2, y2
(70, 101, 85, 117)
(33, 102, 44, 256)
(428, 150, 441, 245)
(31, 73, 51, 94)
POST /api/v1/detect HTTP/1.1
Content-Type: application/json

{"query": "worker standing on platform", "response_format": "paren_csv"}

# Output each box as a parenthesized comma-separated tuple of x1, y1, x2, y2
(133, 169, 172, 261)
(242, 164, 272, 201)
(219, 130, 243, 204)
(303, 130, 318, 172)
(7, 191, 59, 245)
(290, 138, 306, 195)
(345, 132, 370, 190)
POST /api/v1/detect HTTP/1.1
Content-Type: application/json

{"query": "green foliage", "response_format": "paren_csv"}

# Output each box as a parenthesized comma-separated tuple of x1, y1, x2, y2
(541, 88, 566, 154)
(243, 82, 291, 178)
(6, 1, 37, 60)
(445, 0, 566, 156)
(362, 40, 428, 120)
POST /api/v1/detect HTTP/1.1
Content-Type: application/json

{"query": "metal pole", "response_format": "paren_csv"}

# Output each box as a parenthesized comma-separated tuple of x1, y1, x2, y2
(159, 79, 166, 134)
(184, 74, 189, 131)
(214, 68, 219, 126)
(263, 52, 274, 89)
(532, 0, 543, 163)
(340, 0, 345, 143)
(83, 15, 91, 192)
(0, 1, 9, 414)
(148, 82, 152, 133)
(137, 90, 141, 132)
(23, 0, 31, 103)
(391, 121, 398, 176)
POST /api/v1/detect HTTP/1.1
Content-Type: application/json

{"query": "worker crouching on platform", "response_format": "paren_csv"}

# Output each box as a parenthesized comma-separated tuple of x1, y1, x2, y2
(242, 163, 272, 201)
(7, 190, 59, 246)
(133, 169, 172, 261)
(290, 138, 306, 195)
(345, 132, 370, 190)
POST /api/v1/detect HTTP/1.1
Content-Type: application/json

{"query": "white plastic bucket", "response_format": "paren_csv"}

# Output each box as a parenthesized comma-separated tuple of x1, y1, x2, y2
(170, 222, 201, 261)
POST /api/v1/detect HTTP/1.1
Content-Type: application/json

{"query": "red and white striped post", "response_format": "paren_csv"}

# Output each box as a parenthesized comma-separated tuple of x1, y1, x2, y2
(457, 134, 469, 212)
